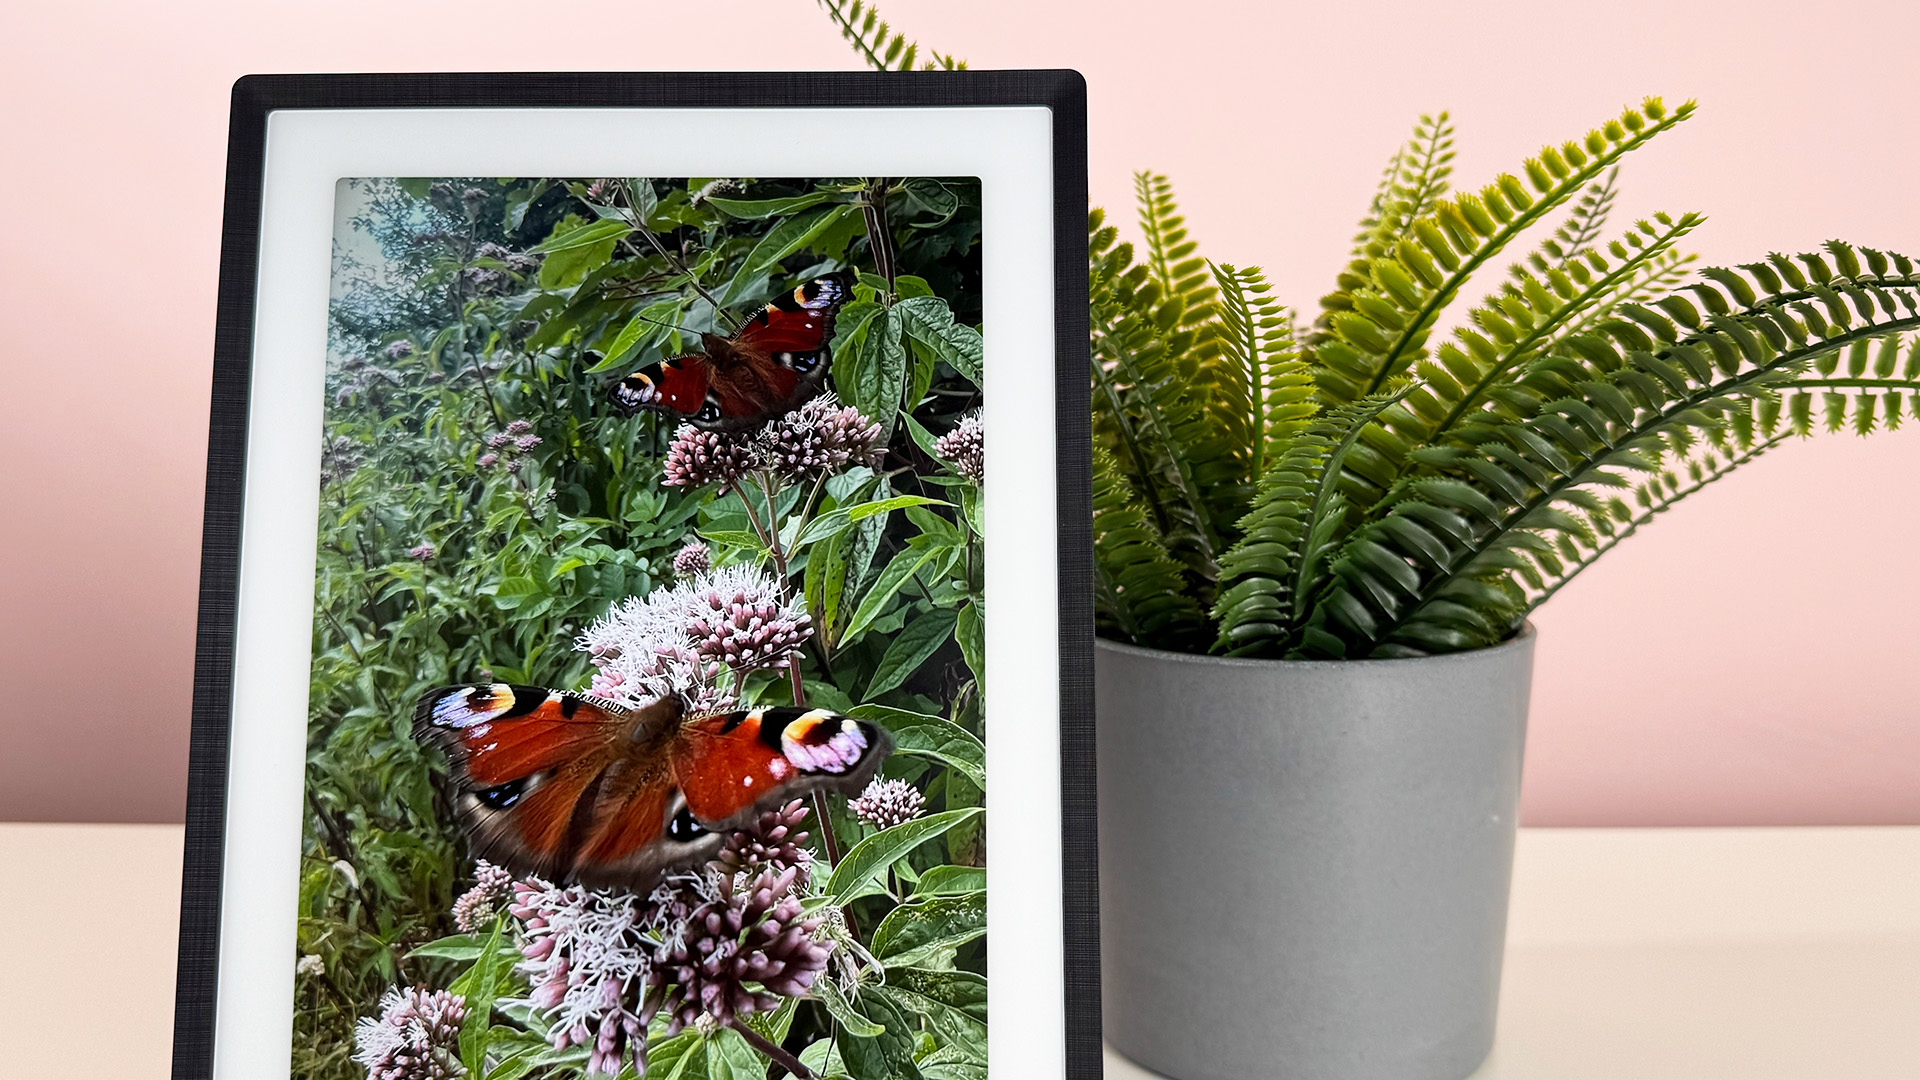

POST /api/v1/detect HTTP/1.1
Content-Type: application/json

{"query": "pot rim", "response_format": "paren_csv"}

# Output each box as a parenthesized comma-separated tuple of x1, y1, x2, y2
(1095, 620, 1536, 670)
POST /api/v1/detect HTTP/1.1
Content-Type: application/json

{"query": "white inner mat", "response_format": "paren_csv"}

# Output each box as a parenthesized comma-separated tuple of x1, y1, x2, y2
(227, 104, 1061, 1078)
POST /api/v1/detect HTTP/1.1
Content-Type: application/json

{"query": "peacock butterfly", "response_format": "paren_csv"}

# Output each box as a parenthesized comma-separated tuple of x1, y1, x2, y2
(607, 270, 855, 431)
(413, 683, 891, 888)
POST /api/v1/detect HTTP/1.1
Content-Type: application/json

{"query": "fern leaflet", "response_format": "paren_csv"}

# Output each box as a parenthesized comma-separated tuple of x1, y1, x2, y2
(815, 0, 967, 71)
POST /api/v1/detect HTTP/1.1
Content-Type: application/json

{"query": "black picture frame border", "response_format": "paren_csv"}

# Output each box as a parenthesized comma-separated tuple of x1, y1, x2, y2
(174, 70, 1095, 1080)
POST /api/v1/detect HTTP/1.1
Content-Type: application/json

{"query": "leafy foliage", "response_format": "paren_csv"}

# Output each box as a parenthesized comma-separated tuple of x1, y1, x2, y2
(1072, 99, 1920, 658)
(302, 173, 986, 1078)
(815, 5, 1920, 661)
(815, 0, 966, 71)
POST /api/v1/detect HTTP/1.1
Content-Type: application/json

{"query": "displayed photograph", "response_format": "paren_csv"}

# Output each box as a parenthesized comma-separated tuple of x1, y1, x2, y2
(300, 174, 986, 1079)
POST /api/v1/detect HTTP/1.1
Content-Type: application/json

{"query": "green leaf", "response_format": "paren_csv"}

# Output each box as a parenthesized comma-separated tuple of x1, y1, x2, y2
(815, 976, 885, 1038)
(877, 980, 986, 1070)
(848, 705, 985, 788)
(454, 915, 506, 1077)
(841, 535, 956, 644)
(491, 576, 542, 610)
(893, 296, 984, 386)
(705, 190, 840, 219)
(528, 217, 630, 254)
(645, 1032, 703, 1078)
(892, 274, 937, 299)
(805, 531, 849, 645)
(798, 1037, 847, 1078)
(838, 306, 910, 436)
(871, 891, 986, 967)
(864, 605, 959, 698)
(406, 934, 510, 963)
(702, 1027, 768, 1079)
(836, 988, 926, 1080)
(743, 204, 858, 275)
(955, 600, 984, 684)
(586, 299, 681, 372)
(825, 807, 983, 905)
(796, 494, 948, 547)
(912, 864, 986, 897)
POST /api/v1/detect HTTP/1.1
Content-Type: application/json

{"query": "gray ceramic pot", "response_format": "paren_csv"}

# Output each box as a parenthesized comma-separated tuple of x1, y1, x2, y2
(1097, 625, 1536, 1080)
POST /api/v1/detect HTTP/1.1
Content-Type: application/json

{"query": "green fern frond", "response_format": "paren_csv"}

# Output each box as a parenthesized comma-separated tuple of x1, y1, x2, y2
(1135, 172, 1220, 331)
(815, 0, 967, 71)
(1343, 212, 1704, 512)
(1090, 212, 1227, 581)
(1522, 425, 1791, 614)
(1211, 389, 1408, 657)
(1093, 445, 1211, 648)
(1310, 243, 1920, 657)
(1539, 166, 1620, 270)
(1540, 246, 1698, 346)
(1213, 262, 1314, 478)
(1352, 112, 1456, 255)
(1308, 97, 1697, 411)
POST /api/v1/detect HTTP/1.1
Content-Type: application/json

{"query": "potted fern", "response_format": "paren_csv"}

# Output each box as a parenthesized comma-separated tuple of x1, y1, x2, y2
(1090, 107, 1920, 1080)
(808, 7, 1920, 1080)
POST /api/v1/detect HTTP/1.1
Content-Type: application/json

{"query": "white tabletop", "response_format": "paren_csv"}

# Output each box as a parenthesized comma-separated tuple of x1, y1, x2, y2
(4, 824, 1916, 1079)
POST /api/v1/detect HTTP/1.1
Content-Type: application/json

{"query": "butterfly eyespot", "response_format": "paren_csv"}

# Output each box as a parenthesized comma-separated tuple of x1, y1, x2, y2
(475, 778, 527, 810)
(667, 805, 707, 842)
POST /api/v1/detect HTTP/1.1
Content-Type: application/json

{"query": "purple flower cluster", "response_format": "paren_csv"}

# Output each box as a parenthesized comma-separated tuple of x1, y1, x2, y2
(408, 543, 436, 563)
(936, 410, 984, 483)
(352, 986, 469, 1080)
(848, 777, 927, 830)
(661, 424, 760, 492)
(451, 859, 514, 933)
(661, 394, 882, 492)
(459, 242, 540, 296)
(713, 799, 813, 877)
(333, 357, 404, 406)
(384, 340, 415, 362)
(690, 178, 738, 205)
(672, 540, 711, 578)
(683, 564, 814, 670)
(505, 803, 827, 1077)
(761, 393, 883, 481)
(479, 422, 541, 471)
(644, 865, 830, 1036)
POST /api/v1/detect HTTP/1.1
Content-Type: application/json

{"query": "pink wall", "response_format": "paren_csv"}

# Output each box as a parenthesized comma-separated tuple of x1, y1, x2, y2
(3, 0, 1916, 825)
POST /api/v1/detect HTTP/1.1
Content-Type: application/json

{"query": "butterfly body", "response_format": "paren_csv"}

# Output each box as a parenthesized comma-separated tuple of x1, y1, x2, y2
(414, 683, 890, 888)
(609, 270, 854, 430)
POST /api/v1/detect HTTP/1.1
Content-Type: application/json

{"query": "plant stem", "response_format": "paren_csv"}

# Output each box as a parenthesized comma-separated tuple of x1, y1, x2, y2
(453, 222, 506, 430)
(861, 179, 897, 291)
(728, 1018, 814, 1079)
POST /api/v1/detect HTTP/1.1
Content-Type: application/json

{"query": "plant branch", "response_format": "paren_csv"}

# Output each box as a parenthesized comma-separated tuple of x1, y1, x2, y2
(729, 1017, 814, 1079)
(861, 178, 897, 290)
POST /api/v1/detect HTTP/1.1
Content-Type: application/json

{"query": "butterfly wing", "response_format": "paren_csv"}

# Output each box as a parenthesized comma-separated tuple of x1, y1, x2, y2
(731, 270, 855, 386)
(413, 684, 715, 886)
(605, 271, 854, 431)
(607, 355, 724, 426)
(413, 688, 894, 888)
(668, 705, 892, 827)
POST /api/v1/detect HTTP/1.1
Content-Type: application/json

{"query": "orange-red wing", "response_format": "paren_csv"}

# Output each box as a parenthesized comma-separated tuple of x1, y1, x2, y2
(669, 706, 892, 827)
(412, 685, 688, 883)
(608, 356, 715, 421)
(412, 684, 628, 786)
(734, 271, 853, 354)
